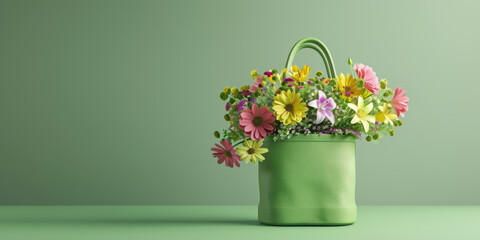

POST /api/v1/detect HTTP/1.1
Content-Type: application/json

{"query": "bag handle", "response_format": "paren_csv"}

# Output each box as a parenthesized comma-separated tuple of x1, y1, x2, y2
(284, 38, 337, 78)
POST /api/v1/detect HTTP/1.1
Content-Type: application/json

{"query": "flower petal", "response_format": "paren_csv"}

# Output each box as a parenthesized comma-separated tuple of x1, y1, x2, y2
(325, 110, 335, 124)
(364, 103, 373, 114)
(308, 100, 318, 109)
(348, 103, 357, 112)
(361, 119, 370, 132)
(351, 114, 361, 124)
(315, 110, 326, 124)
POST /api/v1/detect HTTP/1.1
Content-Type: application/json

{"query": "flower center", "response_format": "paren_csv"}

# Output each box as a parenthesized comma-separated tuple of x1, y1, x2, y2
(247, 148, 255, 155)
(253, 116, 263, 127)
(285, 104, 294, 112)
(224, 150, 232, 158)
(344, 86, 352, 96)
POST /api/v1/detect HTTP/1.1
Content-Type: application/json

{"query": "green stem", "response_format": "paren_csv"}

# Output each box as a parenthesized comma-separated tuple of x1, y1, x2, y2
(233, 141, 244, 147)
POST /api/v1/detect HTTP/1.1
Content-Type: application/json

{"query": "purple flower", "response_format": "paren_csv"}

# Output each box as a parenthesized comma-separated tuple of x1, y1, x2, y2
(319, 128, 344, 136)
(237, 99, 248, 111)
(346, 129, 362, 138)
(307, 81, 313, 84)
(284, 78, 294, 82)
(242, 90, 250, 96)
(308, 90, 336, 124)
(298, 86, 304, 89)
(250, 99, 256, 103)
(288, 84, 294, 87)
(225, 102, 230, 111)
(333, 129, 343, 134)
(264, 71, 273, 77)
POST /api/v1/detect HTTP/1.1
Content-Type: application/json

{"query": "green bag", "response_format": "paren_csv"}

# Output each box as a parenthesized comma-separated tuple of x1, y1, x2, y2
(258, 38, 357, 226)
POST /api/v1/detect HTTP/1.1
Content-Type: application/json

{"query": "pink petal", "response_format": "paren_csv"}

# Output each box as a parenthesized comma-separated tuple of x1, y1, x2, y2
(220, 140, 229, 149)
(258, 106, 267, 115)
(258, 127, 266, 139)
(218, 156, 226, 164)
(251, 104, 259, 114)
(325, 110, 335, 124)
(263, 114, 275, 123)
(211, 148, 223, 154)
(324, 98, 336, 110)
(252, 129, 260, 140)
(263, 123, 274, 131)
(239, 119, 253, 126)
(240, 111, 254, 120)
(244, 123, 255, 132)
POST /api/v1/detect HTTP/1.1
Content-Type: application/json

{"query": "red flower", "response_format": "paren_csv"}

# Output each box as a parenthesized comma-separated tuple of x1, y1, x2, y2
(211, 140, 241, 168)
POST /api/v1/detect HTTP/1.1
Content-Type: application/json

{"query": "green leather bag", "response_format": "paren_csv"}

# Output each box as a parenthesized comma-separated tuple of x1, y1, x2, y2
(258, 38, 357, 226)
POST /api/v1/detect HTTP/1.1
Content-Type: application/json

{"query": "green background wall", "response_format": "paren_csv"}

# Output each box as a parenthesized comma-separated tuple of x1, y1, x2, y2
(1, 0, 479, 205)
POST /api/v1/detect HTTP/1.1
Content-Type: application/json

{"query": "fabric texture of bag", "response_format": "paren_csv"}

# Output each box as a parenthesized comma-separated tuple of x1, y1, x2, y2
(258, 134, 357, 225)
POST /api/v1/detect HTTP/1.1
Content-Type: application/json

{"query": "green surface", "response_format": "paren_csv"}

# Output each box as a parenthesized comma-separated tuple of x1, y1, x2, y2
(0, 206, 479, 239)
(1, 0, 480, 205)
(259, 135, 356, 225)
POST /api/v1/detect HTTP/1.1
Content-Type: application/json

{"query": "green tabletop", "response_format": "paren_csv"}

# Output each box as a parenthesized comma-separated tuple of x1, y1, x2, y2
(0, 206, 479, 239)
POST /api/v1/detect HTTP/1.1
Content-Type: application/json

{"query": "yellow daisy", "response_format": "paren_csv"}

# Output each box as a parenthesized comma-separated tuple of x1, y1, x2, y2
(236, 139, 268, 164)
(272, 89, 308, 125)
(335, 73, 364, 100)
(375, 103, 398, 125)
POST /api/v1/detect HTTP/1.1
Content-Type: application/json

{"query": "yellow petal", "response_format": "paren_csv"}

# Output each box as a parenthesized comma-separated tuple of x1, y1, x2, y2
(387, 113, 398, 120)
(357, 97, 364, 110)
(351, 114, 361, 124)
(361, 119, 370, 132)
(364, 103, 373, 114)
(255, 153, 265, 161)
(363, 115, 376, 123)
(272, 104, 285, 112)
(375, 112, 386, 123)
(256, 148, 268, 154)
(273, 100, 286, 106)
(251, 154, 257, 163)
(281, 111, 290, 121)
(348, 103, 357, 112)
(292, 65, 300, 73)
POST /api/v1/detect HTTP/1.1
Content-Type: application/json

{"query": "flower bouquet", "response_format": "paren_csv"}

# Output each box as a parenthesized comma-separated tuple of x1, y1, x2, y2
(211, 50, 409, 169)
(211, 38, 409, 224)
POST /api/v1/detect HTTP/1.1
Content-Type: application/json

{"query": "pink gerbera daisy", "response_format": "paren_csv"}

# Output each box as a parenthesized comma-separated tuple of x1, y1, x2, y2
(354, 63, 380, 95)
(211, 139, 241, 168)
(239, 104, 275, 140)
(391, 86, 409, 117)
